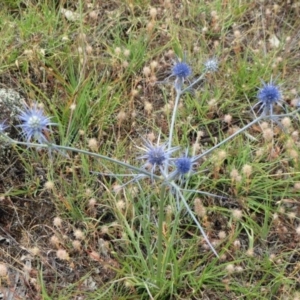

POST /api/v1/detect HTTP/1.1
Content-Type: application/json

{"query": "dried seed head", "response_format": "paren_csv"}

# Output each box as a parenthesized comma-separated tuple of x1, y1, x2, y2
(88, 138, 98, 151)
(233, 239, 241, 249)
(122, 60, 129, 68)
(218, 231, 226, 239)
(147, 132, 156, 143)
(144, 101, 153, 114)
(288, 149, 298, 159)
(101, 225, 109, 235)
(266, 8, 271, 15)
(273, 4, 280, 13)
(224, 114, 232, 124)
(256, 147, 265, 157)
(292, 131, 298, 141)
(242, 164, 252, 177)
(115, 47, 121, 55)
(117, 110, 127, 123)
(261, 122, 269, 130)
(288, 212, 296, 220)
(0, 263, 8, 277)
(235, 266, 244, 273)
(262, 128, 274, 142)
(194, 198, 206, 217)
(143, 66, 151, 76)
(146, 21, 155, 32)
(53, 217, 62, 227)
(116, 200, 125, 211)
(211, 10, 218, 18)
(123, 49, 130, 57)
(202, 26, 208, 33)
(220, 254, 227, 261)
(131, 89, 139, 97)
(208, 98, 217, 109)
(281, 117, 291, 128)
(246, 248, 254, 257)
(150, 76, 157, 86)
(124, 280, 134, 288)
(150, 60, 158, 70)
(70, 103, 76, 111)
(89, 10, 98, 20)
(230, 169, 239, 180)
(85, 189, 92, 197)
(113, 184, 122, 194)
(72, 240, 81, 250)
(86, 44, 93, 54)
(50, 235, 60, 247)
(89, 250, 100, 261)
(149, 7, 157, 18)
(291, 98, 299, 107)
(44, 181, 55, 190)
(225, 264, 235, 274)
(234, 30, 241, 38)
(88, 198, 96, 207)
(74, 229, 85, 240)
(294, 182, 300, 190)
(285, 138, 294, 149)
(217, 150, 227, 161)
(29, 247, 40, 256)
(232, 209, 243, 220)
(56, 249, 70, 261)
(269, 254, 276, 262)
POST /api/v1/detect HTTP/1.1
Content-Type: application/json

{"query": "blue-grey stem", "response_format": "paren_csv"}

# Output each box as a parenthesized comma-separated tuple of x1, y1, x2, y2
(181, 72, 207, 94)
(181, 188, 228, 200)
(194, 115, 265, 161)
(170, 182, 219, 257)
(194, 108, 300, 162)
(167, 89, 181, 158)
(167, 72, 208, 162)
(7, 138, 161, 180)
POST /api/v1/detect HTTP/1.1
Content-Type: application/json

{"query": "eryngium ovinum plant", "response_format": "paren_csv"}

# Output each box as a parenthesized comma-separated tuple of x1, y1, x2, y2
(1, 53, 299, 281)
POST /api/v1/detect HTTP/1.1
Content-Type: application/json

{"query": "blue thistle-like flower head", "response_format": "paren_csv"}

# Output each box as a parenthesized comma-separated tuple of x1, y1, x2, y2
(172, 61, 192, 79)
(257, 81, 281, 105)
(170, 56, 192, 91)
(168, 149, 197, 180)
(18, 103, 55, 143)
(175, 156, 192, 175)
(254, 80, 283, 116)
(204, 58, 218, 73)
(138, 135, 180, 174)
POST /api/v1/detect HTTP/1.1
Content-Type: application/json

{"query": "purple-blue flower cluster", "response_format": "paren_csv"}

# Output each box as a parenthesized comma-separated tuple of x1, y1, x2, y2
(138, 136, 180, 174)
(174, 155, 192, 175)
(170, 57, 192, 91)
(137, 136, 196, 180)
(255, 80, 283, 116)
(171, 61, 192, 79)
(18, 103, 55, 143)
